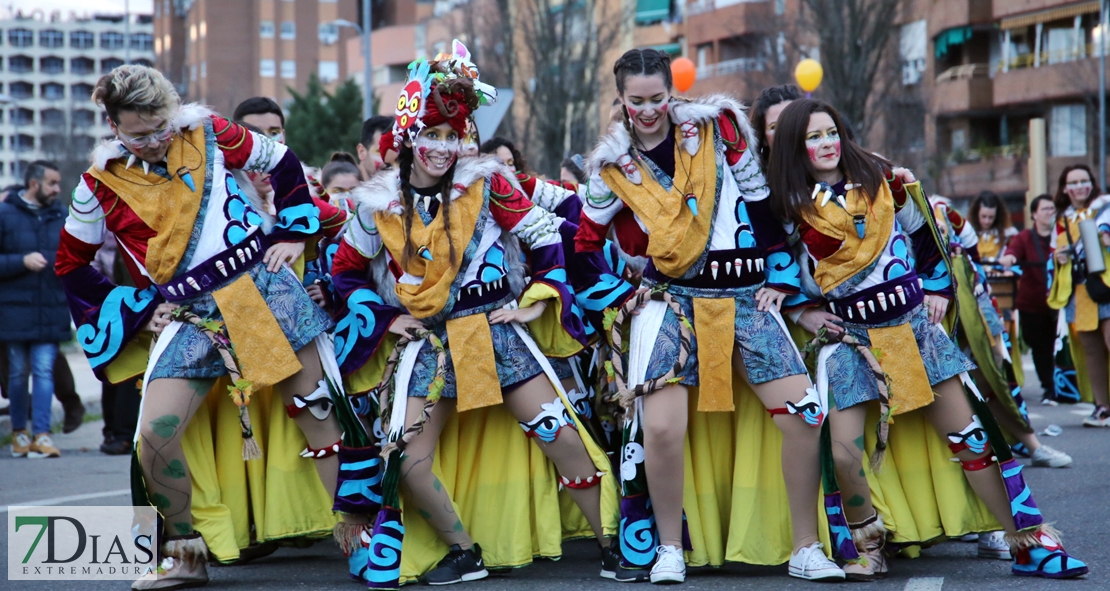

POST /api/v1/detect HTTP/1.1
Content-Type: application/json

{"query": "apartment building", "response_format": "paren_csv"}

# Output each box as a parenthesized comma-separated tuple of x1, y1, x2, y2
(905, 0, 1107, 208)
(0, 11, 154, 185)
(153, 0, 360, 117)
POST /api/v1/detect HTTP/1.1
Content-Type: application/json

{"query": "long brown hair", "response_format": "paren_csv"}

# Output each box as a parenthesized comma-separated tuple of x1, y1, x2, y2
(968, 191, 1011, 234)
(1053, 164, 1100, 213)
(766, 99, 890, 224)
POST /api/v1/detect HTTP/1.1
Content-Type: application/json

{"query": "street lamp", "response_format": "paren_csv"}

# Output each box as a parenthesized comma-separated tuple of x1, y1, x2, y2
(0, 93, 22, 182)
(332, 1, 373, 120)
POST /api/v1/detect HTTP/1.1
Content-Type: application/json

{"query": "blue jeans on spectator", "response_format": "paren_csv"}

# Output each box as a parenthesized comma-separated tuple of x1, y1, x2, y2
(7, 342, 59, 435)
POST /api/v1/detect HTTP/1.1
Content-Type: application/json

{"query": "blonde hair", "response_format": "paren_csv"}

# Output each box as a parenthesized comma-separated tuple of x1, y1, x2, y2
(92, 65, 180, 124)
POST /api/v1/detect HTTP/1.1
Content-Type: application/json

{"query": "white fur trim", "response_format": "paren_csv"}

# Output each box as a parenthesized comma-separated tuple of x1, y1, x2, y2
(351, 155, 520, 218)
(173, 103, 215, 131)
(232, 170, 276, 233)
(91, 140, 128, 170)
(589, 94, 760, 173)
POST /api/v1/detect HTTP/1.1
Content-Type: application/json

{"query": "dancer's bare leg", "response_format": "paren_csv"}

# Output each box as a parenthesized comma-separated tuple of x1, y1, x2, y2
(397, 397, 471, 547)
(641, 383, 688, 549)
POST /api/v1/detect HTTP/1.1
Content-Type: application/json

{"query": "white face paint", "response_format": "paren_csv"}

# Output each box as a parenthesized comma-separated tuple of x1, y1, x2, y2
(411, 123, 461, 182)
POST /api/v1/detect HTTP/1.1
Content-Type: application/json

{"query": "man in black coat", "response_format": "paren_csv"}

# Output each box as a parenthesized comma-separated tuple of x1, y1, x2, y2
(0, 160, 70, 458)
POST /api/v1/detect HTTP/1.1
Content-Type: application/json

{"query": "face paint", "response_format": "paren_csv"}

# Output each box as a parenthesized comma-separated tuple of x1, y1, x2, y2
(625, 97, 668, 134)
(413, 134, 460, 173)
(806, 129, 841, 165)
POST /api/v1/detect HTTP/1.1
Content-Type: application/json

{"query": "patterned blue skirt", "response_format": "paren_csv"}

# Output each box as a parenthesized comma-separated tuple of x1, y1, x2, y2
(976, 290, 1005, 337)
(824, 305, 976, 410)
(1064, 292, 1110, 324)
(644, 284, 807, 387)
(405, 317, 544, 398)
(149, 263, 334, 380)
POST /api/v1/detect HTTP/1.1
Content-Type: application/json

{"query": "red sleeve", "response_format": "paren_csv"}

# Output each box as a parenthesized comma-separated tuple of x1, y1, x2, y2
(1004, 231, 1028, 261)
(945, 208, 967, 235)
(487, 173, 535, 230)
(212, 115, 255, 169)
(717, 112, 749, 167)
(612, 208, 649, 258)
(314, 197, 349, 239)
(888, 173, 908, 210)
(799, 222, 842, 261)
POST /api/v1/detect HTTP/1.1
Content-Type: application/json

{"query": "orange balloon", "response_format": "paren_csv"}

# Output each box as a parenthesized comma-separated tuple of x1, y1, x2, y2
(671, 57, 697, 93)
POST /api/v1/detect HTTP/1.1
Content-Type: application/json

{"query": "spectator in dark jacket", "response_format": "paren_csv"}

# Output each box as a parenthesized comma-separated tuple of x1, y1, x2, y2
(0, 160, 69, 458)
(1000, 195, 1059, 402)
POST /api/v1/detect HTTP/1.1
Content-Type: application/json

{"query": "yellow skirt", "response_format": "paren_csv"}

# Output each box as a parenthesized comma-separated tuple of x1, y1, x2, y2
(182, 379, 339, 563)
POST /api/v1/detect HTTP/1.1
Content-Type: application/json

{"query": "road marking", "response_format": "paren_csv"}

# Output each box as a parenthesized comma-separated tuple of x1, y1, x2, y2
(1028, 413, 1043, 420)
(904, 577, 943, 591)
(1071, 410, 1095, 416)
(0, 488, 130, 513)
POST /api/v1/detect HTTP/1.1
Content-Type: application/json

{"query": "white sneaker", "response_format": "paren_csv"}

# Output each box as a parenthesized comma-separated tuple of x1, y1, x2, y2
(958, 533, 979, 542)
(977, 531, 1011, 560)
(649, 545, 685, 584)
(1030, 445, 1072, 468)
(788, 543, 845, 581)
(1082, 406, 1110, 428)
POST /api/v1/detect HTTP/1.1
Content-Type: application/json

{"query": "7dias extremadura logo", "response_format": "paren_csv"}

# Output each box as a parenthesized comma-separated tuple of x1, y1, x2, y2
(8, 506, 159, 581)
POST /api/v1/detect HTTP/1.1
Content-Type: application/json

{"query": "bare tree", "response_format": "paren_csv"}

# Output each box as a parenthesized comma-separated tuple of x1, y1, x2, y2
(513, 0, 630, 175)
(800, 0, 901, 141)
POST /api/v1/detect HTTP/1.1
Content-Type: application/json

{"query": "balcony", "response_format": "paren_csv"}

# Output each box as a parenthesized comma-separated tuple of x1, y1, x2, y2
(931, 64, 993, 114)
(938, 153, 1028, 198)
(993, 52, 1101, 106)
(696, 57, 766, 79)
(928, 0, 993, 39)
(994, 0, 1096, 21)
(685, 0, 774, 47)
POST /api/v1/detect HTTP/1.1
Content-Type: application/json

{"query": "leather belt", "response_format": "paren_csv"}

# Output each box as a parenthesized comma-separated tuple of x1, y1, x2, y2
(156, 231, 269, 302)
(829, 272, 924, 325)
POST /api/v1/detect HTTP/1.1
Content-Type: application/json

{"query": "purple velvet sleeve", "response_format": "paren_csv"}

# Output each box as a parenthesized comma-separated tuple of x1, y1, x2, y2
(269, 150, 322, 242)
(60, 266, 160, 380)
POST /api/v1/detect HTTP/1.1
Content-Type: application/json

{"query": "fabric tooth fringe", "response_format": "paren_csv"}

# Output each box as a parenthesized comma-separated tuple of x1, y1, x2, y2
(334, 521, 371, 556)
(1005, 524, 1063, 552)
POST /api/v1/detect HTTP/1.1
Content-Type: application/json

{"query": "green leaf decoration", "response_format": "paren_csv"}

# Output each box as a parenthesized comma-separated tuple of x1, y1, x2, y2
(150, 493, 172, 511)
(162, 459, 186, 479)
(172, 522, 193, 536)
(602, 308, 619, 332)
(149, 415, 181, 439)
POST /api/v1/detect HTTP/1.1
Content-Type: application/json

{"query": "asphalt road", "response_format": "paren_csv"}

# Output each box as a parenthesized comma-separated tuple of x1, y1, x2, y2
(2, 366, 1108, 591)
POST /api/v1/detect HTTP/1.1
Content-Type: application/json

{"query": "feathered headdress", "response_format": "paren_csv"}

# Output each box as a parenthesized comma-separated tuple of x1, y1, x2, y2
(383, 40, 496, 155)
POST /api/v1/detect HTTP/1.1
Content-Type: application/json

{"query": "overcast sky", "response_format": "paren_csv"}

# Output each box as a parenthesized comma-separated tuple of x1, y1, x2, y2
(4, 0, 153, 17)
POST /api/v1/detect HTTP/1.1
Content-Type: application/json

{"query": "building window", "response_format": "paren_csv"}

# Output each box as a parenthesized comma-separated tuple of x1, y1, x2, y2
(70, 30, 94, 49)
(40, 56, 65, 74)
(319, 60, 339, 83)
(8, 28, 32, 47)
(319, 22, 339, 45)
(41, 83, 65, 101)
(10, 82, 33, 100)
(189, 24, 197, 41)
(163, 34, 172, 52)
(8, 55, 32, 74)
(155, 37, 162, 54)
(71, 57, 95, 75)
(102, 58, 125, 74)
(71, 83, 93, 99)
(14, 107, 34, 125)
(42, 109, 65, 127)
(900, 20, 927, 85)
(201, 61, 207, 78)
(281, 60, 296, 79)
(634, 0, 670, 25)
(261, 21, 274, 38)
(280, 22, 296, 40)
(190, 64, 197, 81)
(1051, 104, 1087, 156)
(39, 29, 64, 48)
(72, 109, 96, 126)
(132, 58, 154, 67)
(200, 21, 207, 38)
(100, 31, 125, 50)
(131, 33, 153, 51)
(260, 59, 276, 77)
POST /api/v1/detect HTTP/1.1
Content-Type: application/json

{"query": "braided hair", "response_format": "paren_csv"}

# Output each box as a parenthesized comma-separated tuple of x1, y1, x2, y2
(613, 48, 673, 94)
(397, 145, 459, 268)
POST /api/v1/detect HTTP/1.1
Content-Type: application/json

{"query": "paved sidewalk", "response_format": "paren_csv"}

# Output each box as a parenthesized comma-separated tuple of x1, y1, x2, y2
(0, 343, 104, 441)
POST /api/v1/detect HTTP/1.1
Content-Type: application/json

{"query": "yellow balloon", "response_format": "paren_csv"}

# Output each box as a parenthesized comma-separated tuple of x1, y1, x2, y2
(794, 59, 824, 93)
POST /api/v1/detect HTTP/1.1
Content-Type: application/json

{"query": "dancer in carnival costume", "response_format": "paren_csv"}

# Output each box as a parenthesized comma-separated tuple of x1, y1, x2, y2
(931, 199, 1071, 469)
(575, 48, 844, 584)
(766, 98, 1088, 580)
(55, 66, 360, 589)
(1047, 164, 1110, 426)
(332, 52, 619, 587)
(967, 192, 1018, 265)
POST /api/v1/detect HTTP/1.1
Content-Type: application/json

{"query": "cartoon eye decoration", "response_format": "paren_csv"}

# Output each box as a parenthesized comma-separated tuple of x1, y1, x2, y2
(394, 78, 426, 132)
(396, 94, 407, 111)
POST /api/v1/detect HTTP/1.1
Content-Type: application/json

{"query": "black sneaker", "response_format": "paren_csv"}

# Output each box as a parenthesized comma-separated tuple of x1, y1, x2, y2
(601, 540, 650, 582)
(421, 543, 488, 585)
(99, 437, 132, 456)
